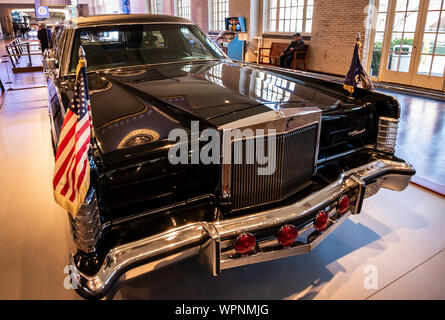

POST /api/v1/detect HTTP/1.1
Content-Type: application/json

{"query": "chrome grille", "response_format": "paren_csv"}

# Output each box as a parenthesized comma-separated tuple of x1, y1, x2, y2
(69, 189, 102, 253)
(231, 124, 318, 210)
(376, 117, 398, 154)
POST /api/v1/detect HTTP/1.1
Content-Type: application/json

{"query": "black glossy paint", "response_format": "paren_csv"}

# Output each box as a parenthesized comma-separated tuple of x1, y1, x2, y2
(86, 62, 397, 151)
(51, 59, 401, 222)
(48, 26, 405, 277)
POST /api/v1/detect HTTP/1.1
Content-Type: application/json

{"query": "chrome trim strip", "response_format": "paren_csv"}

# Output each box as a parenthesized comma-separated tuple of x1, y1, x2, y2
(70, 158, 414, 299)
(111, 194, 214, 226)
(70, 21, 195, 29)
(61, 28, 74, 77)
(70, 189, 102, 253)
(349, 175, 366, 214)
(317, 145, 375, 164)
(218, 107, 321, 132)
(70, 223, 206, 298)
(71, 59, 225, 77)
(313, 116, 322, 174)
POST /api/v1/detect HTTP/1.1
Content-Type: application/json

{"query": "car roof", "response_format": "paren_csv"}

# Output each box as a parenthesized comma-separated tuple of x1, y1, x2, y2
(69, 14, 192, 28)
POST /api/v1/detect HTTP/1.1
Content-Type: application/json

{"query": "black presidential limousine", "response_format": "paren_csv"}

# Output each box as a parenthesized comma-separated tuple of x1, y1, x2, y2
(43, 14, 415, 299)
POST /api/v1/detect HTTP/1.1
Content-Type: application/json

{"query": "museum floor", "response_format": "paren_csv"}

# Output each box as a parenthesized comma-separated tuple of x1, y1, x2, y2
(0, 69, 445, 299)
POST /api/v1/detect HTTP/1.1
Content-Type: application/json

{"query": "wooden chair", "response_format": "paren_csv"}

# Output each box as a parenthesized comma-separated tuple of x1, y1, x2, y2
(258, 42, 309, 71)
(291, 44, 308, 71)
(258, 42, 288, 67)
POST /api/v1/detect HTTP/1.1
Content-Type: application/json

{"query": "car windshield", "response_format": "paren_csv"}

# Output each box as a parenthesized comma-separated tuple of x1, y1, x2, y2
(69, 24, 224, 72)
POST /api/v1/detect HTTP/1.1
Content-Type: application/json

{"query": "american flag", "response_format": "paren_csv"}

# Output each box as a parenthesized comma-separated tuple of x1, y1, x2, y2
(53, 56, 92, 217)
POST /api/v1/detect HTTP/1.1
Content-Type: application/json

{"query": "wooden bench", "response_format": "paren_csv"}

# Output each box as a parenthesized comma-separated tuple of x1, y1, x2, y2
(258, 42, 308, 70)
(258, 42, 287, 67)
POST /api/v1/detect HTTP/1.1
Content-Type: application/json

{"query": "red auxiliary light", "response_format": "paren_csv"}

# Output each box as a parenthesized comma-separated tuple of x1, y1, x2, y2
(277, 224, 299, 247)
(337, 195, 350, 214)
(314, 211, 329, 231)
(234, 233, 256, 255)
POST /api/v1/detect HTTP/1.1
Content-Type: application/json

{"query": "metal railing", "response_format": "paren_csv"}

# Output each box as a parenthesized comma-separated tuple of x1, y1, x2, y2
(4, 38, 42, 70)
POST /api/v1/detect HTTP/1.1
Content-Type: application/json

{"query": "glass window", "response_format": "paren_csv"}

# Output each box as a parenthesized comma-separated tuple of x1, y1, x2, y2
(370, 0, 390, 77)
(151, 0, 163, 14)
(407, 0, 419, 11)
(417, 0, 445, 76)
(404, 12, 418, 32)
(425, 11, 440, 31)
(417, 54, 432, 74)
(266, 0, 313, 33)
(431, 55, 445, 76)
(428, 0, 442, 10)
(422, 33, 437, 53)
(379, 0, 388, 11)
(176, 0, 191, 20)
(69, 24, 223, 73)
(436, 33, 445, 54)
(371, 32, 384, 76)
(377, 13, 387, 31)
(396, 0, 408, 11)
(211, 0, 229, 31)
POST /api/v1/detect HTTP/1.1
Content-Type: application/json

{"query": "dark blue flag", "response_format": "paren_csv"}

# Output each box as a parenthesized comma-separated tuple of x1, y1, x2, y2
(344, 41, 374, 94)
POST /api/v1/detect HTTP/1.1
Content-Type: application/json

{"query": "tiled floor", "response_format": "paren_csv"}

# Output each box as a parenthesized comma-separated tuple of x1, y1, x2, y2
(0, 39, 45, 90)
(0, 87, 77, 299)
(392, 92, 445, 190)
(0, 80, 444, 299)
(368, 249, 445, 300)
(115, 184, 445, 300)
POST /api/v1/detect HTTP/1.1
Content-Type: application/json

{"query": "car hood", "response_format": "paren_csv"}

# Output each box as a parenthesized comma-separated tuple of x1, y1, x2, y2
(85, 60, 343, 154)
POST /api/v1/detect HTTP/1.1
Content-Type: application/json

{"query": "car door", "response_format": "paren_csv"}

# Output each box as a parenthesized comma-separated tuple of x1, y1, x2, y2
(47, 29, 67, 149)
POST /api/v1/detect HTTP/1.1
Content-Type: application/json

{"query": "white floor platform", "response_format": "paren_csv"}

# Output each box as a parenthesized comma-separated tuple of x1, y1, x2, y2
(0, 87, 444, 300)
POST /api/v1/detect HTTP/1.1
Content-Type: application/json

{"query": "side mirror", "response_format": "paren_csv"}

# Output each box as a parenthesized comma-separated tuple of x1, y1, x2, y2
(42, 57, 56, 73)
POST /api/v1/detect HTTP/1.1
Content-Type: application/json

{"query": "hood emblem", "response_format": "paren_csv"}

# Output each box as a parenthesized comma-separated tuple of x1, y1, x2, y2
(118, 129, 160, 149)
(275, 110, 285, 119)
(348, 128, 366, 137)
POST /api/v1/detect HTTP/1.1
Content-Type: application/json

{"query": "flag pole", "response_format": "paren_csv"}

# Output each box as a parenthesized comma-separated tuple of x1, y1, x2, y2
(343, 31, 375, 100)
(346, 33, 361, 101)
(78, 46, 95, 143)
(52, 45, 92, 216)
(356, 32, 361, 58)
(78, 45, 85, 60)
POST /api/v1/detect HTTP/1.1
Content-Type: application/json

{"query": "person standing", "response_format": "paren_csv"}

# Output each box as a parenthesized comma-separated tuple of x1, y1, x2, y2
(280, 32, 306, 69)
(37, 23, 52, 53)
(13, 22, 19, 38)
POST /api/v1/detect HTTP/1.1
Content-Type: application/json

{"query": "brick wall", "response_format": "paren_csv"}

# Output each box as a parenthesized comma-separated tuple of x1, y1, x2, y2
(161, 0, 209, 33)
(308, 0, 371, 76)
(259, 0, 371, 76)
(167, 0, 373, 76)
(229, 0, 251, 18)
(163, 0, 174, 16)
(191, 0, 209, 33)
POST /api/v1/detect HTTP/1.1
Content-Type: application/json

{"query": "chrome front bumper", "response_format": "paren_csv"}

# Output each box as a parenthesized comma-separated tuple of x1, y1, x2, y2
(70, 159, 415, 299)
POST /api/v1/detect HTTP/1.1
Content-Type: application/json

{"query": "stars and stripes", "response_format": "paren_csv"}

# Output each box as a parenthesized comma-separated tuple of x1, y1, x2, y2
(52, 56, 92, 217)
